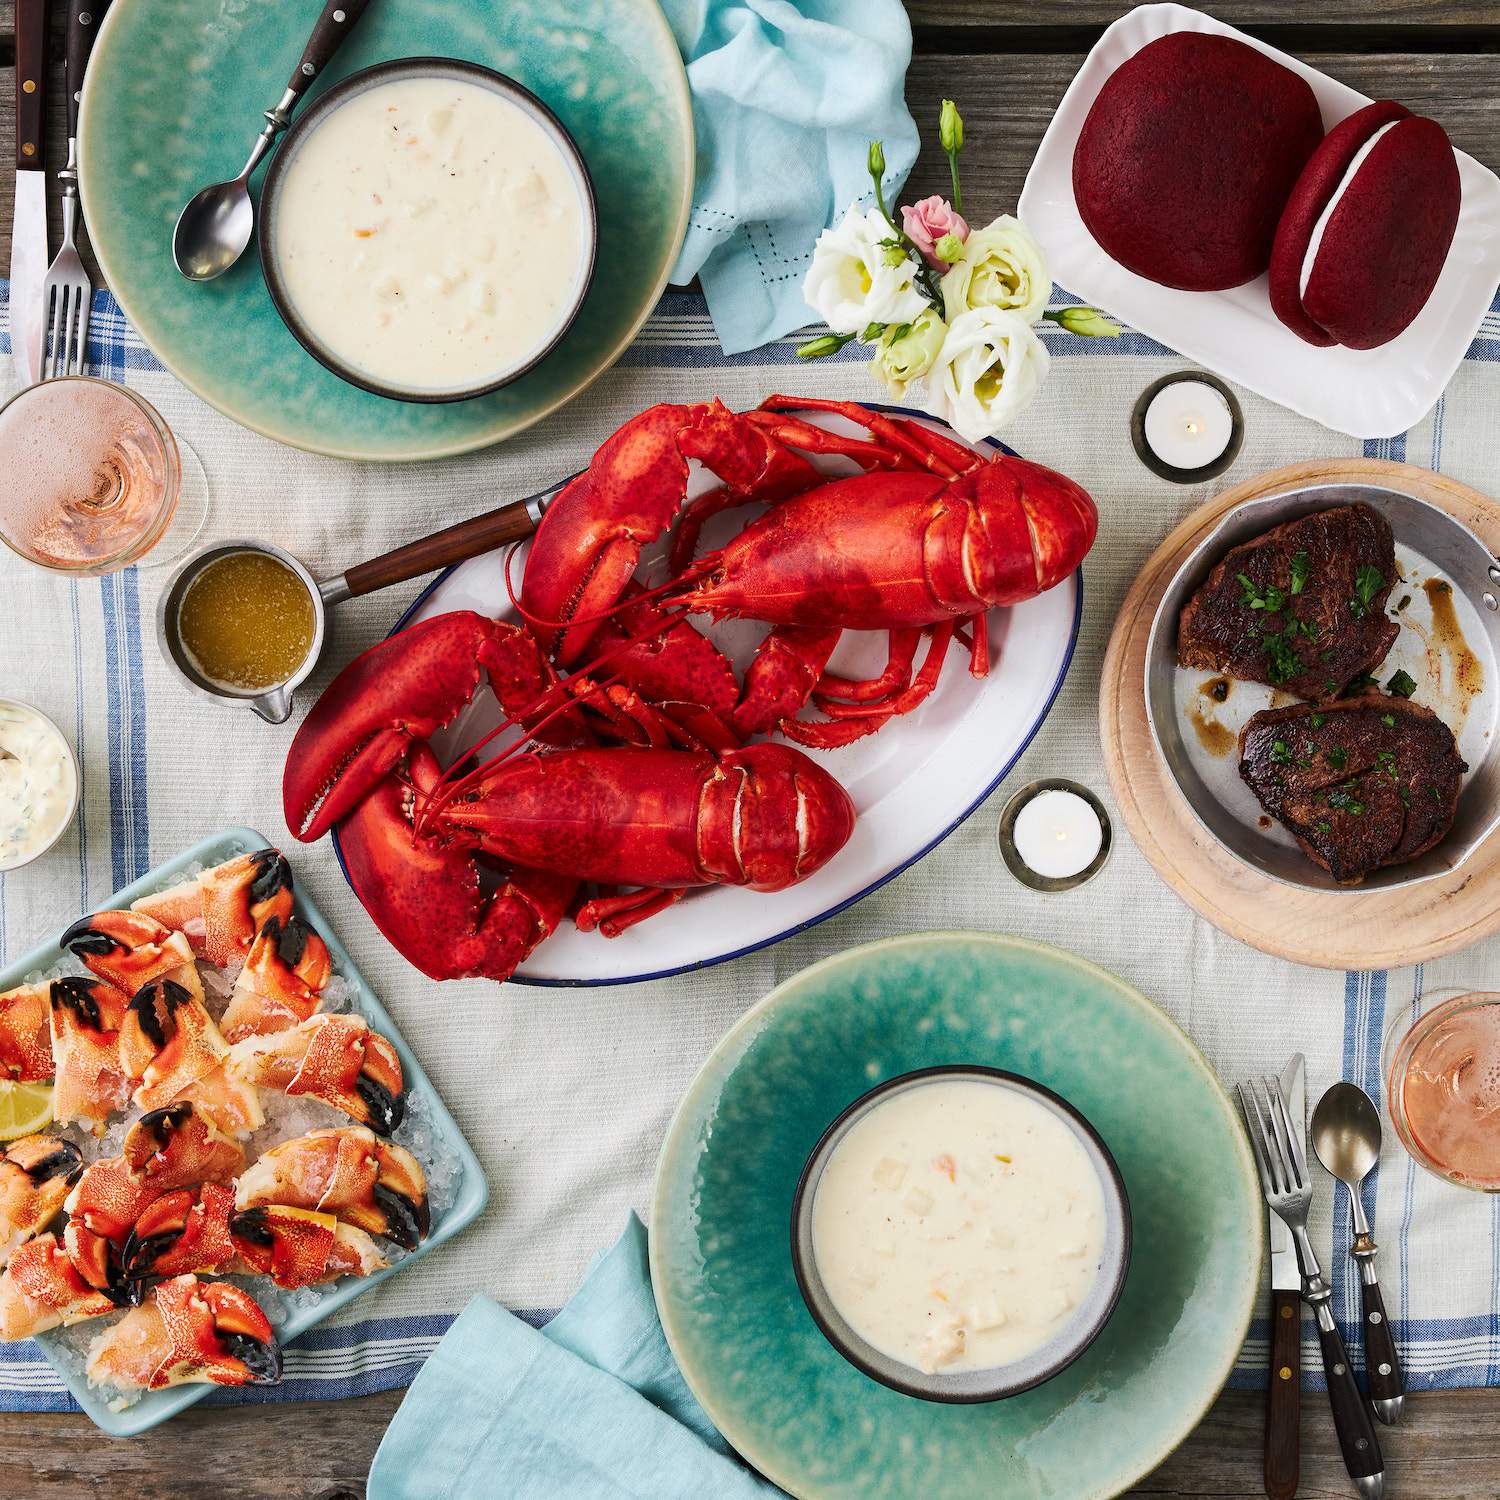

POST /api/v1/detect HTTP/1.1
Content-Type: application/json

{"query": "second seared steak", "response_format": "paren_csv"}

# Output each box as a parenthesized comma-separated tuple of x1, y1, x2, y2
(1239, 695, 1466, 883)
(1178, 504, 1399, 699)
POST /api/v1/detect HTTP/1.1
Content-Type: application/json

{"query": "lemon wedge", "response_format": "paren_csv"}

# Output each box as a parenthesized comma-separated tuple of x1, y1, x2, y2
(0, 1080, 55, 1142)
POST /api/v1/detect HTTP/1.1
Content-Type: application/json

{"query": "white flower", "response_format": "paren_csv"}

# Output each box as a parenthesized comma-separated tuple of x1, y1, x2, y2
(927, 306, 1050, 442)
(939, 214, 1051, 325)
(804, 206, 930, 336)
(870, 307, 946, 394)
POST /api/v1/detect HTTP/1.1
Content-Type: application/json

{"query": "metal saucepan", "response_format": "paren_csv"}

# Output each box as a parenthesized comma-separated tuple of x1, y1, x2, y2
(1144, 481, 1500, 894)
(156, 485, 555, 724)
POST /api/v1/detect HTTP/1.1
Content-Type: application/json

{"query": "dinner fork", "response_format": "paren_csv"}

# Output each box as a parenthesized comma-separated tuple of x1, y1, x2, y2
(1238, 1075, 1385, 1500)
(41, 0, 107, 379)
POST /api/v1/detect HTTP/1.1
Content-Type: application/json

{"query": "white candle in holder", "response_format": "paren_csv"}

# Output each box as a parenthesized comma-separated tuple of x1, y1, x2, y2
(1011, 790, 1103, 880)
(1143, 379, 1234, 471)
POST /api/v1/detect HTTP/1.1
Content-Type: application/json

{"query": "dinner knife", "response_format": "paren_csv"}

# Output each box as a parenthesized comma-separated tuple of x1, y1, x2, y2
(1265, 1053, 1304, 1500)
(10, 0, 50, 385)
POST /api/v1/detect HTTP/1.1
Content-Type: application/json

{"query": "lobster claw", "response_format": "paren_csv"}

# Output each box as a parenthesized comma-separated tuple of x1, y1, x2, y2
(283, 613, 559, 843)
(338, 743, 577, 984)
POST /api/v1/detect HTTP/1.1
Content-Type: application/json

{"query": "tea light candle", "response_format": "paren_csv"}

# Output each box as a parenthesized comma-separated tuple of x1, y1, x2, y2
(1143, 380, 1234, 470)
(1011, 789, 1104, 880)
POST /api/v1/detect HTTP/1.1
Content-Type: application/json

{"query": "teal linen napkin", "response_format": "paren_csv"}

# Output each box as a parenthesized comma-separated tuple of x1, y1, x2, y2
(366, 1215, 782, 1499)
(661, 0, 919, 355)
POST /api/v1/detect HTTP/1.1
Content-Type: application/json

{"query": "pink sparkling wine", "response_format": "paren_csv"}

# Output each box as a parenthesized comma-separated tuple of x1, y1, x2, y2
(1390, 993, 1500, 1191)
(0, 378, 180, 573)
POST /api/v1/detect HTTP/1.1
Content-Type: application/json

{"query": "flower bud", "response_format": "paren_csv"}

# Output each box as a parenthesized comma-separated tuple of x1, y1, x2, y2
(939, 100, 964, 156)
(868, 140, 887, 180)
(1048, 306, 1122, 337)
(796, 333, 853, 360)
(933, 233, 965, 264)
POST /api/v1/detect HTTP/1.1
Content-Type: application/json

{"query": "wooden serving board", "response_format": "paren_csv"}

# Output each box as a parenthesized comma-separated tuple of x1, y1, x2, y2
(1100, 457, 1500, 970)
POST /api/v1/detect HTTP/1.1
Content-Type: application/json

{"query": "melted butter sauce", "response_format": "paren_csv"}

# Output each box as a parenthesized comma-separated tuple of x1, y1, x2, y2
(177, 552, 315, 693)
(0, 703, 77, 868)
(1189, 676, 1236, 757)
(1424, 578, 1484, 700)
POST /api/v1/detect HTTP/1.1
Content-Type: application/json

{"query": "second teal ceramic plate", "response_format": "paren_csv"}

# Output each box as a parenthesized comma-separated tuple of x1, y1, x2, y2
(651, 933, 1262, 1500)
(78, 0, 692, 460)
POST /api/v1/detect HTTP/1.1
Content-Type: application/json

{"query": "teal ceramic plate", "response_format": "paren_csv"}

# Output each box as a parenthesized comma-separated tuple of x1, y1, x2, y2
(651, 933, 1262, 1500)
(0, 827, 487, 1436)
(77, 0, 692, 460)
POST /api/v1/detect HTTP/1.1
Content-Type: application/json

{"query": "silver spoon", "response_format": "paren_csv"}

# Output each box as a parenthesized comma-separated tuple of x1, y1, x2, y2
(1311, 1082, 1405, 1425)
(172, 0, 372, 281)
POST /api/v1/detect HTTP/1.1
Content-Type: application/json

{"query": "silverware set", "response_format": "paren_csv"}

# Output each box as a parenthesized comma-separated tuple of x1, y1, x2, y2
(1239, 1061, 1406, 1500)
(9, 0, 109, 386)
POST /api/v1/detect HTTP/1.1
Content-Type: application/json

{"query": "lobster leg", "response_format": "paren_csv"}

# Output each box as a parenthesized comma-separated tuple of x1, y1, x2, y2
(731, 626, 843, 739)
(784, 623, 959, 749)
(814, 628, 923, 705)
(575, 887, 686, 937)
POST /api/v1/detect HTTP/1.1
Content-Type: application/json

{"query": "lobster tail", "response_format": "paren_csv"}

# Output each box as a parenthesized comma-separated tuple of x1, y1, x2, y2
(697, 744, 856, 893)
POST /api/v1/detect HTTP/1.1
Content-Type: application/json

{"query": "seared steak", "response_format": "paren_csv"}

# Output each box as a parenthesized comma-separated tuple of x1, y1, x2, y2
(1178, 504, 1399, 700)
(1239, 695, 1465, 883)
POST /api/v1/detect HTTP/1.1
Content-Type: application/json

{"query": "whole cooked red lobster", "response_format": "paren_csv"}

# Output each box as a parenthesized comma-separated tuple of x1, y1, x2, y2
(282, 397, 1096, 984)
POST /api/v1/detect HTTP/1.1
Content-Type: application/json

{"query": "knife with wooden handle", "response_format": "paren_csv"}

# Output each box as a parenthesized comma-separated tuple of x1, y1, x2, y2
(10, 0, 50, 384)
(1265, 1053, 1304, 1499)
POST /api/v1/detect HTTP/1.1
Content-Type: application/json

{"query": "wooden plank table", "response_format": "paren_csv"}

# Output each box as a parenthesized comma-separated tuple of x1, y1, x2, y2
(2, 1, 1499, 1494)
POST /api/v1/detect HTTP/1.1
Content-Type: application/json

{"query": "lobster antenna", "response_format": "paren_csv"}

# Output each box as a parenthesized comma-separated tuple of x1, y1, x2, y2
(501, 542, 714, 635)
(413, 601, 699, 836)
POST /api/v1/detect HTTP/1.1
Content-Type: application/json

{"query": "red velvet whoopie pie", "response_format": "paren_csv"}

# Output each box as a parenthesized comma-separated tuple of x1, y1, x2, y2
(1269, 100, 1462, 349)
(1071, 33, 1324, 292)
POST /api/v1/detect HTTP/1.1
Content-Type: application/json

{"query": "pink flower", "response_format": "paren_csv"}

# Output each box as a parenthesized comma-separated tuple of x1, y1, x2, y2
(900, 196, 970, 269)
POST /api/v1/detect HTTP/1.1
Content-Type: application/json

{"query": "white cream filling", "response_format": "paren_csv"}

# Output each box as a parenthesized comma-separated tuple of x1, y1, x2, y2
(1299, 120, 1400, 302)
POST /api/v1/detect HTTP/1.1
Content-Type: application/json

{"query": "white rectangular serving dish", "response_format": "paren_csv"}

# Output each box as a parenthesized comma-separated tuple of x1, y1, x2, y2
(1017, 2, 1500, 438)
(0, 826, 487, 1436)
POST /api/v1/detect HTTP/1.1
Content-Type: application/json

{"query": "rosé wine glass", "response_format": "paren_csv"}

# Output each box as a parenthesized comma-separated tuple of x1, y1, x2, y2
(0, 376, 206, 575)
(1383, 988, 1500, 1192)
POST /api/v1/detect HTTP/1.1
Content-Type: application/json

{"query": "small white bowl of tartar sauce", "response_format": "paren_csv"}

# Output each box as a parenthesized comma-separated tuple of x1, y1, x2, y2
(791, 1065, 1131, 1402)
(259, 57, 597, 403)
(0, 699, 80, 872)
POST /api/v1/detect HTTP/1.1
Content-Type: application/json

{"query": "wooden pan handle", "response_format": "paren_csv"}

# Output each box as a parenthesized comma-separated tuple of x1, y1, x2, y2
(339, 498, 540, 601)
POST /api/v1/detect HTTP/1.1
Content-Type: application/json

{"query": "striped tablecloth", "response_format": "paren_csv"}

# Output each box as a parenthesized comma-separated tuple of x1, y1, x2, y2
(1, 281, 1499, 1410)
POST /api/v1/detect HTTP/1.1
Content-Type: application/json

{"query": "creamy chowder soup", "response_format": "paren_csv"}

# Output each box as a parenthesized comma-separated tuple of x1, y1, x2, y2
(811, 1079, 1107, 1374)
(272, 75, 589, 392)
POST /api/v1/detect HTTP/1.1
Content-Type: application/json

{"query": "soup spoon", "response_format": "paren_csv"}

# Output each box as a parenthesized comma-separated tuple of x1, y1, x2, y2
(1310, 1082, 1405, 1425)
(173, 0, 371, 281)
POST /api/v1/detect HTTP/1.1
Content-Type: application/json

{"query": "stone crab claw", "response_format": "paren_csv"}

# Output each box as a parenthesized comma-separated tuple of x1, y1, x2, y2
(59, 910, 197, 997)
(219, 914, 332, 1042)
(229, 1204, 386, 1289)
(228, 1014, 406, 1135)
(0, 984, 54, 1085)
(85, 1274, 281, 1390)
(0, 1136, 83, 1267)
(48, 976, 134, 1131)
(118, 1183, 238, 1295)
(119, 977, 231, 1113)
(131, 848, 295, 968)
(0, 1232, 116, 1339)
(234, 1126, 429, 1250)
(123, 1101, 244, 1190)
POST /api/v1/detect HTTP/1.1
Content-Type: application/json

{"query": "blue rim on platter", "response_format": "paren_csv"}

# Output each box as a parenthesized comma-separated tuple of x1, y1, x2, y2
(651, 932, 1263, 1500)
(330, 405, 1085, 986)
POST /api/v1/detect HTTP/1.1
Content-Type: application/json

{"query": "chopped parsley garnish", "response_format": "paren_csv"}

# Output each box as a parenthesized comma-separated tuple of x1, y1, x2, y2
(1289, 550, 1310, 595)
(1270, 740, 1292, 764)
(1239, 574, 1286, 613)
(1327, 789, 1364, 815)
(1349, 564, 1385, 619)
(1315, 820, 1332, 834)
(1430, 786, 1443, 803)
(1327, 746, 1348, 770)
(1262, 631, 1301, 685)
(1291, 617, 1318, 640)
(1310, 713, 1326, 728)
(1381, 713, 1396, 728)
(1324, 679, 1338, 694)
(1386, 669, 1417, 699)
(1349, 672, 1379, 690)
(1399, 786, 1410, 807)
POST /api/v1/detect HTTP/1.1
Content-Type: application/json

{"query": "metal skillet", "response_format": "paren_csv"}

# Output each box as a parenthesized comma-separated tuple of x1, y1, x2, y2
(1144, 482, 1500, 894)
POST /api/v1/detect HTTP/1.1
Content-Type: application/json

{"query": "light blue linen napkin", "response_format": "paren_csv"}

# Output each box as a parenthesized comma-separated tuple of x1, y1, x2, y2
(366, 1215, 782, 1499)
(661, 0, 919, 355)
